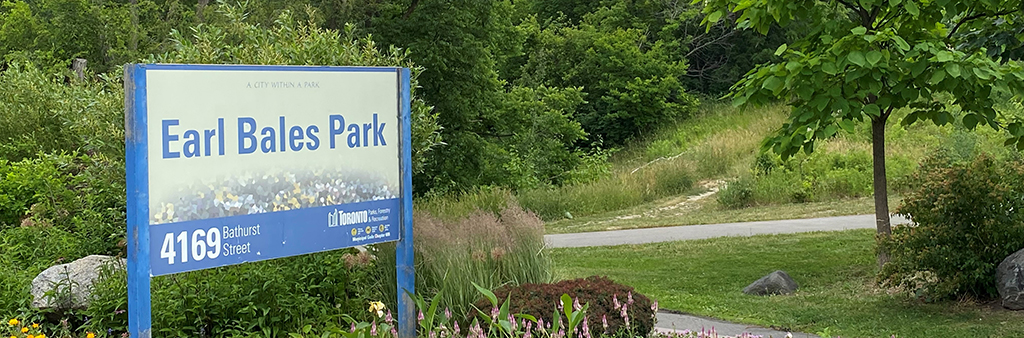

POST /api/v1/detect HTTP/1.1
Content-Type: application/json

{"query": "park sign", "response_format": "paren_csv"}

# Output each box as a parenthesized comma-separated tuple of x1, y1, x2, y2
(125, 64, 416, 338)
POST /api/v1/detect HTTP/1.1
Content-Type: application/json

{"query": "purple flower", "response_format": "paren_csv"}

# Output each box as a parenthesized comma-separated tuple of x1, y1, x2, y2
(351, 322, 357, 333)
(445, 308, 452, 320)
(538, 318, 546, 332)
(453, 321, 460, 336)
(509, 314, 518, 331)
(491, 307, 500, 321)
(652, 300, 658, 312)
(419, 310, 425, 322)
(429, 330, 436, 338)
(627, 291, 633, 305)
(371, 321, 378, 336)
(391, 328, 398, 337)
(601, 315, 608, 332)
(386, 310, 394, 324)
(573, 298, 582, 311)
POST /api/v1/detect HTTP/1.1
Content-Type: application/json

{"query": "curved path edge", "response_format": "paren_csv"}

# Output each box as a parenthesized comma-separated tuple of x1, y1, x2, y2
(548, 214, 912, 337)
(545, 214, 910, 248)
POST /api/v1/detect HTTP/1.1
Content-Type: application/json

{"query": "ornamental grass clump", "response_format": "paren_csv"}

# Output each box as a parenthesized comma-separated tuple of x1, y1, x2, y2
(410, 199, 551, 319)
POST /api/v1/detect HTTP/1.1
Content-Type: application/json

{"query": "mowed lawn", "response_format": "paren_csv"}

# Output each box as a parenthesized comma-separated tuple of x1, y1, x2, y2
(550, 229, 1024, 338)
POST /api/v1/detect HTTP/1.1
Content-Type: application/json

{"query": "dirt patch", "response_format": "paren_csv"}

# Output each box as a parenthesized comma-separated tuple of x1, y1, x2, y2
(598, 180, 726, 230)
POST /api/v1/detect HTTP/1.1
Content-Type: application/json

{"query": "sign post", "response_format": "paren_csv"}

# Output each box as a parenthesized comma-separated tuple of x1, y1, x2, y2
(125, 64, 415, 338)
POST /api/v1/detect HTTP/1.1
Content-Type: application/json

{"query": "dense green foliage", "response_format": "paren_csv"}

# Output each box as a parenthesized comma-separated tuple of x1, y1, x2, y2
(882, 154, 1024, 300)
(86, 250, 383, 337)
(0, 0, 789, 194)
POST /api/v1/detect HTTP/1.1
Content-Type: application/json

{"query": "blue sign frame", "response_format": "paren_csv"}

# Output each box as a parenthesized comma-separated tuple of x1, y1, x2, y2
(125, 64, 416, 338)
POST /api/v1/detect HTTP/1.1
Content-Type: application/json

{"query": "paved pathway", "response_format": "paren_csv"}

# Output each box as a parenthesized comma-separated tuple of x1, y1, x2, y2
(545, 214, 909, 248)
(656, 312, 815, 338)
(547, 214, 912, 337)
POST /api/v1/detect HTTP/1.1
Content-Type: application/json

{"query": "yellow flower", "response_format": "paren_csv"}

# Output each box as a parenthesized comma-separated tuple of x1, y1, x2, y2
(368, 301, 386, 317)
(26, 335, 33, 338)
(37, 334, 44, 338)
(21, 327, 28, 333)
(31, 323, 38, 328)
(7, 318, 17, 326)
(10, 335, 16, 338)
(87, 333, 96, 338)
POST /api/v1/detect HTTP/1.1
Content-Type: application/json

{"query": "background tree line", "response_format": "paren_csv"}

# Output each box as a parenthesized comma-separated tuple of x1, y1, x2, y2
(0, 0, 793, 195)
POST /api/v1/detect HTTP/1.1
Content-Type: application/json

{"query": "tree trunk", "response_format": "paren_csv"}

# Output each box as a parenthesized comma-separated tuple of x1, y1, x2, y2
(871, 114, 891, 268)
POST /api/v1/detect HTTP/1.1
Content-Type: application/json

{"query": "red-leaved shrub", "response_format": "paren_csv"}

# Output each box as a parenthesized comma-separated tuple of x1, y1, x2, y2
(471, 276, 655, 338)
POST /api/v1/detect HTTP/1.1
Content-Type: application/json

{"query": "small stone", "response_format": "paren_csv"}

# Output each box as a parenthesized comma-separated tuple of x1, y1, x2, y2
(31, 255, 126, 310)
(997, 248, 1024, 310)
(743, 270, 799, 296)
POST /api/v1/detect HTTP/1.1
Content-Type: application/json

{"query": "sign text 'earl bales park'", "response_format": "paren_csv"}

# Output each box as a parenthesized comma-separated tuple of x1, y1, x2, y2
(128, 66, 410, 277)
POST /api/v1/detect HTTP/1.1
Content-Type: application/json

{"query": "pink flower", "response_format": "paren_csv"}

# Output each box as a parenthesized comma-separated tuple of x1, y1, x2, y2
(613, 294, 621, 310)
(351, 322, 357, 333)
(509, 314, 518, 331)
(537, 318, 546, 332)
(386, 310, 394, 324)
(627, 291, 633, 305)
(371, 321, 378, 336)
(573, 298, 582, 311)
(491, 307, 500, 321)
(453, 321, 460, 335)
(651, 300, 659, 312)
(391, 328, 398, 337)
(445, 308, 452, 320)
(429, 330, 436, 338)
(601, 315, 608, 332)
(419, 310, 425, 322)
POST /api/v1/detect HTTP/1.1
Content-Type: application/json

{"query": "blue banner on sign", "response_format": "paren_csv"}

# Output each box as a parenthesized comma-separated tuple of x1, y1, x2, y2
(148, 198, 400, 276)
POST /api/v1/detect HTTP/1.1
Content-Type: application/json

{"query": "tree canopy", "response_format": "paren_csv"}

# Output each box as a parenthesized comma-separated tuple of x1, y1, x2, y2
(702, 0, 1024, 263)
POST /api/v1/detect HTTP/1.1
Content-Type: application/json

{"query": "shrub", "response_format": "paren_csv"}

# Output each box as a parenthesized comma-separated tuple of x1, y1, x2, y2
(717, 177, 754, 209)
(472, 276, 655, 338)
(84, 249, 382, 337)
(881, 153, 1024, 299)
(0, 63, 124, 162)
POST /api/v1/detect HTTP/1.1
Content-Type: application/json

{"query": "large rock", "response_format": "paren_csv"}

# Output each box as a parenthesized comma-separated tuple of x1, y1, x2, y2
(31, 255, 125, 310)
(997, 248, 1024, 309)
(743, 270, 799, 296)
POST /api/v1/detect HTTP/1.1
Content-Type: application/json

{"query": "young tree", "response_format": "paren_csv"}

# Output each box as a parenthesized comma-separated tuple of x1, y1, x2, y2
(700, 0, 1024, 265)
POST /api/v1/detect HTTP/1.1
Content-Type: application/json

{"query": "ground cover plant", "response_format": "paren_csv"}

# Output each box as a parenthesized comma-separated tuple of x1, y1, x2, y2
(551, 229, 1024, 338)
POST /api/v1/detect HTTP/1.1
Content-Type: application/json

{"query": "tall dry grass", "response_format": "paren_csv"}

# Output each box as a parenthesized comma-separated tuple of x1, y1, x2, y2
(375, 197, 550, 318)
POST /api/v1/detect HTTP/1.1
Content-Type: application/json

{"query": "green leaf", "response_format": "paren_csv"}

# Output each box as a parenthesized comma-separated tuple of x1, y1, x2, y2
(963, 114, 980, 129)
(707, 10, 724, 23)
(863, 104, 881, 117)
(762, 76, 783, 93)
(929, 70, 946, 84)
(891, 36, 911, 51)
(822, 62, 838, 75)
(945, 63, 961, 78)
(775, 44, 788, 56)
(936, 51, 954, 62)
(865, 51, 883, 66)
(973, 67, 992, 80)
(847, 51, 866, 67)
(838, 119, 856, 133)
(472, 282, 497, 307)
(905, 1, 919, 16)
(851, 27, 868, 35)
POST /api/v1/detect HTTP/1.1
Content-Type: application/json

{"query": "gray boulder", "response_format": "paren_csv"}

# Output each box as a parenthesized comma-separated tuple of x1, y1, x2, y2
(997, 248, 1024, 310)
(31, 255, 125, 310)
(743, 270, 799, 296)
